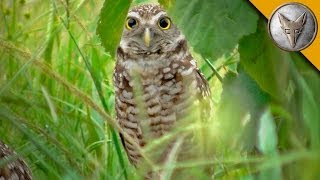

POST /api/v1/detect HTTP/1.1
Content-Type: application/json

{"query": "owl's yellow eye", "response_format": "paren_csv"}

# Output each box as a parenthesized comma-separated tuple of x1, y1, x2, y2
(126, 18, 138, 30)
(158, 17, 171, 30)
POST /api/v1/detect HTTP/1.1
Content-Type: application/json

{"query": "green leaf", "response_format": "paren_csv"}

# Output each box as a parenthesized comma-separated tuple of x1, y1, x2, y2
(258, 109, 277, 154)
(158, 0, 173, 9)
(258, 109, 281, 180)
(133, 0, 155, 5)
(289, 49, 320, 150)
(301, 76, 320, 149)
(239, 19, 292, 101)
(96, 0, 132, 57)
(291, 53, 320, 110)
(162, 0, 258, 60)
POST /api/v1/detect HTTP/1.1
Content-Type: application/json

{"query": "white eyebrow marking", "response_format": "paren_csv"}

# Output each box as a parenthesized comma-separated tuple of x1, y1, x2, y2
(150, 12, 167, 23)
(127, 12, 141, 20)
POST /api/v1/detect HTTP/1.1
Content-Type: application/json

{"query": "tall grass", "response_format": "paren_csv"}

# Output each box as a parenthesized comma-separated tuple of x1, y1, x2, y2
(0, 0, 133, 179)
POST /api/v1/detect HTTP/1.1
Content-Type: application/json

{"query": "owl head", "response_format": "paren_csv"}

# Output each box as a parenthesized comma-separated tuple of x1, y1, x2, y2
(119, 4, 183, 55)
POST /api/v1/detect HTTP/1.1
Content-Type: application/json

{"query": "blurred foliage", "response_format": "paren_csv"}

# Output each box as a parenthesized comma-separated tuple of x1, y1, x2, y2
(97, 0, 131, 58)
(166, 0, 259, 60)
(239, 20, 291, 101)
(0, 0, 319, 179)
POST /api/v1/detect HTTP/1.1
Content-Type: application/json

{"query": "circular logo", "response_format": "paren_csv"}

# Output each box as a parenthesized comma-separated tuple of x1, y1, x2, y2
(268, 3, 317, 51)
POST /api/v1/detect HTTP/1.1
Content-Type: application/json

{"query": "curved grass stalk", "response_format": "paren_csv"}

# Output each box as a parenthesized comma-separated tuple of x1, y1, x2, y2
(0, 39, 155, 172)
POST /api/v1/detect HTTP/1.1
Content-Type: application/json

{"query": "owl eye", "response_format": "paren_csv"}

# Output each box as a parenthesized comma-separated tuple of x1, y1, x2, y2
(126, 18, 138, 30)
(158, 17, 171, 30)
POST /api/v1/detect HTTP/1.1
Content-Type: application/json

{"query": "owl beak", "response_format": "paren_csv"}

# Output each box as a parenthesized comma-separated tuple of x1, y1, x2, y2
(143, 28, 151, 47)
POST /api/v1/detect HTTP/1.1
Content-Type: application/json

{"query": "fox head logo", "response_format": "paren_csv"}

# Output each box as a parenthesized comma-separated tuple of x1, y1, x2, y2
(278, 12, 307, 47)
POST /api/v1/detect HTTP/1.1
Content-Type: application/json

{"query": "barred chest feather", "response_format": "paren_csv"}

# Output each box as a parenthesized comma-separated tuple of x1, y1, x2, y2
(113, 47, 202, 165)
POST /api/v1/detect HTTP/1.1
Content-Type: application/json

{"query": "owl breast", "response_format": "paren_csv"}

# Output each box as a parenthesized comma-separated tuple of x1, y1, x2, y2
(114, 48, 200, 165)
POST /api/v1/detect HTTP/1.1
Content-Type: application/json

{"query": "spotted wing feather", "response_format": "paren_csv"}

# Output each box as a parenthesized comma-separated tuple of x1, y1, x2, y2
(0, 141, 33, 180)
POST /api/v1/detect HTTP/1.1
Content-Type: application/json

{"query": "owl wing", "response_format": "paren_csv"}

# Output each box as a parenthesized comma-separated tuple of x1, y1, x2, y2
(177, 54, 212, 119)
(195, 69, 211, 99)
(0, 141, 33, 180)
(195, 69, 212, 120)
(194, 68, 213, 157)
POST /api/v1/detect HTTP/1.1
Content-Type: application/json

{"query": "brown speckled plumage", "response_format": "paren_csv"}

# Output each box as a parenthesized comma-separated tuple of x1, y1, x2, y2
(113, 4, 211, 169)
(0, 141, 32, 180)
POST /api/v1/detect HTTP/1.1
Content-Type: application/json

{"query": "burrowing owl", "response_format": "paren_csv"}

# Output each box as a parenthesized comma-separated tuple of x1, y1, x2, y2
(113, 4, 211, 168)
(0, 140, 32, 180)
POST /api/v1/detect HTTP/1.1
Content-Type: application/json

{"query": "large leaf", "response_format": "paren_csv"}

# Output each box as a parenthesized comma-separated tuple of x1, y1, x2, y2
(290, 53, 320, 149)
(160, 0, 258, 60)
(258, 109, 277, 154)
(96, 0, 132, 57)
(239, 19, 292, 101)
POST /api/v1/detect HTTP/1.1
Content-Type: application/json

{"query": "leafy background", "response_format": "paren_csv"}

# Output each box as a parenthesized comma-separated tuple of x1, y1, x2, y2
(0, 0, 319, 179)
